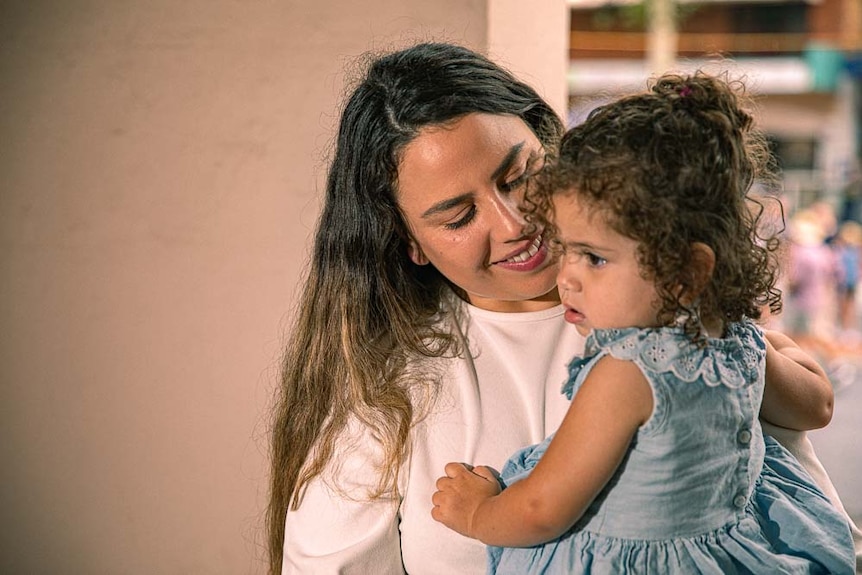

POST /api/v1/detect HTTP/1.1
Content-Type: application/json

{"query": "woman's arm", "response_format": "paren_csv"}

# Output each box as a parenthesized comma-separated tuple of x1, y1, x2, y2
(760, 329, 833, 430)
(283, 420, 406, 574)
(284, 480, 404, 574)
(431, 357, 651, 547)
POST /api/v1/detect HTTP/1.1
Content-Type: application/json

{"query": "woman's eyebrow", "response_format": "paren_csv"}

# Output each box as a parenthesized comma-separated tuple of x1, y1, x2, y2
(421, 193, 473, 219)
(490, 142, 526, 181)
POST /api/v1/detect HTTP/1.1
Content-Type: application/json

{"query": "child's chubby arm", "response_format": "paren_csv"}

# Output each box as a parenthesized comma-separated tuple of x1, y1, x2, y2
(760, 329, 833, 431)
(431, 356, 652, 547)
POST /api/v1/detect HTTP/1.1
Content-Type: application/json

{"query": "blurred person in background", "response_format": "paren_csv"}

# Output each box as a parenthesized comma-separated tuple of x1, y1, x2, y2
(784, 207, 860, 393)
(784, 208, 840, 355)
(833, 220, 862, 339)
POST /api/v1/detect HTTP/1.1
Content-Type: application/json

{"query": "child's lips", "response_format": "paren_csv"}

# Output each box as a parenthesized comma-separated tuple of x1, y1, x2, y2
(564, 307, 585, 325)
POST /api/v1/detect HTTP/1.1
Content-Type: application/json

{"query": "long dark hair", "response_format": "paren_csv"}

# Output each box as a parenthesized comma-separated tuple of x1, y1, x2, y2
(267, 42, 563, 573)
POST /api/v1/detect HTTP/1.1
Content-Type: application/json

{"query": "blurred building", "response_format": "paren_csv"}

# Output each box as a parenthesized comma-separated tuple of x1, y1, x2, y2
(567, 0, 862, 217)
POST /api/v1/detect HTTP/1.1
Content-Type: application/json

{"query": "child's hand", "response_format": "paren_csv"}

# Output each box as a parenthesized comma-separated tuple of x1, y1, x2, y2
(431, 462, 501, 538)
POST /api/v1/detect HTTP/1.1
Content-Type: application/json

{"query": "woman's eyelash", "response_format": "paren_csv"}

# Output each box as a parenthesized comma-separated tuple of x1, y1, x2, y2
(499, 173, 527, 193)
(500, 155, 543, 193)
(444, 205, 476, 230)
(442, 155, 540, 229)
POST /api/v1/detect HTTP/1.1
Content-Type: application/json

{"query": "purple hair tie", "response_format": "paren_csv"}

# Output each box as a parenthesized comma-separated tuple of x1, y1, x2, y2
(678, 86, 692, 98)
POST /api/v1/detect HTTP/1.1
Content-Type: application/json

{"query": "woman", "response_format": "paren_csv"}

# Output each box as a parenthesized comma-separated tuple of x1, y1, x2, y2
(267, 42, 860, 574)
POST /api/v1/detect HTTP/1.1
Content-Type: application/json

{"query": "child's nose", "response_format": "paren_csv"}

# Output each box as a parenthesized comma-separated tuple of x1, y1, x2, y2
(556, 265, 580, 293)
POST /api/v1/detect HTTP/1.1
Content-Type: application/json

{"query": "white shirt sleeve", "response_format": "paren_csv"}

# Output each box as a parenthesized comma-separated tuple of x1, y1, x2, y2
(283, 481, 404, 574)
(282, 421, 406, 574)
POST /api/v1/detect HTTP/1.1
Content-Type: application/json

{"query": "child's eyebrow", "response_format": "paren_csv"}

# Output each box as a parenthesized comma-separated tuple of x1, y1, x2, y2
(562, 239, 615, 254)
(562, 240, 596, 250)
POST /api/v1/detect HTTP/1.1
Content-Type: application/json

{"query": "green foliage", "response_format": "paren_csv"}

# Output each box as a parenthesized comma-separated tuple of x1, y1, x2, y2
(589, 1, 702, 31)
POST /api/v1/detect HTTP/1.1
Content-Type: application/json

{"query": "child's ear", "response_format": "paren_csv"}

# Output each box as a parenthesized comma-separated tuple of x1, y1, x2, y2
(688, 242, 716, 298)
(407, 238, 429, 266)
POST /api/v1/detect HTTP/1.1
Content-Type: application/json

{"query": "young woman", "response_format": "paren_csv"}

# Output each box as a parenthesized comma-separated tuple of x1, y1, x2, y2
(267, 42, 860, 574)
(432, 71, 856, 574)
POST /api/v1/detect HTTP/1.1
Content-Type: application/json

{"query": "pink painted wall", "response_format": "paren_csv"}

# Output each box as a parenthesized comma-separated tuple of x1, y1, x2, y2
(0, 1, 565, 572)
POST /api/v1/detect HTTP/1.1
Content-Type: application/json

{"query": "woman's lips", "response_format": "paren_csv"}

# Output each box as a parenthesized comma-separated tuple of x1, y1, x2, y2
(494, 235, 548, 272)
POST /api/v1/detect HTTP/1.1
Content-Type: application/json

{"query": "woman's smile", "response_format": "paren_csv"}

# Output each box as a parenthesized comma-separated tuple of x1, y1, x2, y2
(493, 234, 547, 270)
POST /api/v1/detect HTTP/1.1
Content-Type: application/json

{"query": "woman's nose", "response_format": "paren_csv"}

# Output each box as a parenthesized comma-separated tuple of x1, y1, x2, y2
(489, 192, 527, 241)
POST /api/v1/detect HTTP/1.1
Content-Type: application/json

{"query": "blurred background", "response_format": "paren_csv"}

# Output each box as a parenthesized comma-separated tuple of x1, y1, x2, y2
(567, 0, 862, 534)
(1, 0, 859, 573)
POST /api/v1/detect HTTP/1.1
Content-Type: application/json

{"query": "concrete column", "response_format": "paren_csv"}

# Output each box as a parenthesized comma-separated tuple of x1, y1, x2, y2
(487, 0, 570, 119)
(647, 0, 678, 74)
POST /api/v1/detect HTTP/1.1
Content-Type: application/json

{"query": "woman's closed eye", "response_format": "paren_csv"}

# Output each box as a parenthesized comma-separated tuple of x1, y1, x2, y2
(498, 171, 528, 193)
(499, 153, 543, 194)
(444, 205, 477, 230)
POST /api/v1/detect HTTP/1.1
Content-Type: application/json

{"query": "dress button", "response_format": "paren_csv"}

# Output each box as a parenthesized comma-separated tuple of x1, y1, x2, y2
(733, 493, 747, 509)
(737, 429, 752, 444)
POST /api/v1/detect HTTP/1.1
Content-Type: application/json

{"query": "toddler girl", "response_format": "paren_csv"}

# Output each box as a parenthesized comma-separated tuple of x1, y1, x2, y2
(431, 71, 856, 574)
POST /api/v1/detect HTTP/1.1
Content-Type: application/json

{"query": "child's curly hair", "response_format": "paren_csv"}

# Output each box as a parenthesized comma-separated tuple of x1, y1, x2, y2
(529, 70, 783, 341)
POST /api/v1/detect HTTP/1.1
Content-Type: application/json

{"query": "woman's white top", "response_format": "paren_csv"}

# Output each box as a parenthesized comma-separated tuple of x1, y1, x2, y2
(283, 301, 582, 574)
(281, 301, 857, 574)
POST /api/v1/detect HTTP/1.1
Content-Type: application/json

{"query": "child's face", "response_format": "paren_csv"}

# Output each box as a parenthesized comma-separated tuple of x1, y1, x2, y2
(554, 192, 660, 337)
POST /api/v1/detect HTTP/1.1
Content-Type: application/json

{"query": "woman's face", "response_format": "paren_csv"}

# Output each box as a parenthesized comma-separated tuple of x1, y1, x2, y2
(397, 113, 559, 312)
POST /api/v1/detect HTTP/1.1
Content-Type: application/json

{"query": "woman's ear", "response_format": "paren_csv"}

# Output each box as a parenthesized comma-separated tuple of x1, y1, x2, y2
(407, 238, 429, 266)
(689, 242, 716, 298)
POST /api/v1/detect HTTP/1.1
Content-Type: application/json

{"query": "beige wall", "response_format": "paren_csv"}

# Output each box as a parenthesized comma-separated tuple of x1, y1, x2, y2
(0, 1, 566, 573)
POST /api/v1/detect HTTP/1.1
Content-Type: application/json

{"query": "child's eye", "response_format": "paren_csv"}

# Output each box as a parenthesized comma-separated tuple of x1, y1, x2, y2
(586, 252, 607, 267)
(444, 205, 476, 230)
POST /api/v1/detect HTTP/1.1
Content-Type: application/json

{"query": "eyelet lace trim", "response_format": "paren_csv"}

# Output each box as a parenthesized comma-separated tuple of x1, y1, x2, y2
(563, 320, 765, 398)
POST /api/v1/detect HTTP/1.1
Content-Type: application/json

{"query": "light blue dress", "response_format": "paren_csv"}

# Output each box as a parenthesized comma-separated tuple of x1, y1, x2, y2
(488, 321, 856, 574)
